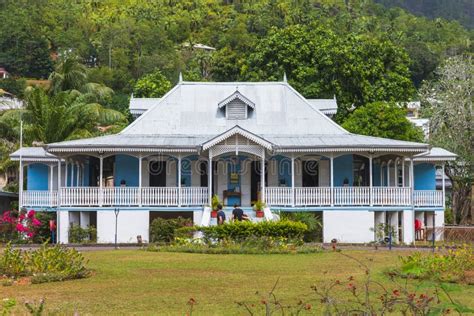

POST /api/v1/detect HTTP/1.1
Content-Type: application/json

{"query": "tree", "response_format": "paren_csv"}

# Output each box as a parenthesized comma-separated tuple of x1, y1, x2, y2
(342, 102, 425, 142)
(420, 55, 473, 224)
(243, 25, 415, 120)
(49, 57, 88, 94)
(133, 69, 172, 98)
(23, 87, 127, 144)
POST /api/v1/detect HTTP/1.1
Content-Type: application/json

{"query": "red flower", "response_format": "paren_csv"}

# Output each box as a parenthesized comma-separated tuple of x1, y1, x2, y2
(16, 223, 26, 232)
(32, 218, 41, 227)
(27, 232, 34, 238)
(27, 210, 35, 218)
(392, 289, 400, 296)
(19, 214, 26, 221)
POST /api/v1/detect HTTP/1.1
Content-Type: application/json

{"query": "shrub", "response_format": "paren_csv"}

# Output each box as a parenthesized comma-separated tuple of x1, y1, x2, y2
(0, 209, 43, 243)
(0, 243, 90, 283)
(69, 225, 97, 243)
(149, 217, 193, 243)
(199, 220, 308, 242)
(280, 212, 322, 242)
(32, 212, 56, 243)
(396, 245, 474, 283)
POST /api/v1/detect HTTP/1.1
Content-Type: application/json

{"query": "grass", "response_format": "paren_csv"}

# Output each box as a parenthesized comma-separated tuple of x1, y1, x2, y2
(1, 249, 473, 315)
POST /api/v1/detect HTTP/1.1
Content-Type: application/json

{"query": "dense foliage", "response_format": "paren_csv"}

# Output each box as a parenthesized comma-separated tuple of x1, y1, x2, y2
(199, 220, 308, 242)
(280, 212, 322, 242)
(69, 225, 97, 244)
(342, 101, 425, 141)
(0, 243, 90, 284)
(149, 217, 193, 243)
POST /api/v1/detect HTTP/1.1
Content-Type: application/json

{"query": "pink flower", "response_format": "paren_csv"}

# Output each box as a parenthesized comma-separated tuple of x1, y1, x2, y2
(19, 214, 26, 221)
(27, 210, 35, 218)
(32, 218, 41, 227)
(27, 232, 34, 238)
(16, 223, 26, 232)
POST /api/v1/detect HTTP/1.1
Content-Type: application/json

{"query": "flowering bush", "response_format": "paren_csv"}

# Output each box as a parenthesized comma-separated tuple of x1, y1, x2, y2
(0, 209, 42, 242)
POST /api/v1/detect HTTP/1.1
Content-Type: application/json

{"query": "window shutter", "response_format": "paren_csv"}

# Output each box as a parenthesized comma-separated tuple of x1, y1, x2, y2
(226, 99, 247, 120)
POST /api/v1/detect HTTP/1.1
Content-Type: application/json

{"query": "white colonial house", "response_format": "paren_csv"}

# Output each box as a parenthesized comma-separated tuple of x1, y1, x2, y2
(10, 79, 456, 244)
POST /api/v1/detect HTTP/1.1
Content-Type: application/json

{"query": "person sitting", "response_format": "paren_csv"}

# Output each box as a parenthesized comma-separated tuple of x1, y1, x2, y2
(232, 203, 244, 221)
(216, 204, 226, 225)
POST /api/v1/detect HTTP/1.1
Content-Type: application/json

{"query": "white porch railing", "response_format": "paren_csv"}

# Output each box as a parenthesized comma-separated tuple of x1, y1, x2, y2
(20, 187, 442, 208)
(295, 187, 331, 206)
(334, 187, 371, 206)
(180, 187, 208, 206)
(22, 190, 57, 207)
(372, 187, 412, 206)
(266, 186, 422, 207)
(265, 187, 293, 206)
(413, 190, 443, 207)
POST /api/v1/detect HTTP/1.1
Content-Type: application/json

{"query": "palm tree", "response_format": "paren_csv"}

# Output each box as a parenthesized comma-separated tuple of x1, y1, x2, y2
(48, 56, 88, 95)
(24, 87, 127, 144)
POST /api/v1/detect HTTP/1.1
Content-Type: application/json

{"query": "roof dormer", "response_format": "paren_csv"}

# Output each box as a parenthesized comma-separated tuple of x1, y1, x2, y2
(218, 90, 255, 120)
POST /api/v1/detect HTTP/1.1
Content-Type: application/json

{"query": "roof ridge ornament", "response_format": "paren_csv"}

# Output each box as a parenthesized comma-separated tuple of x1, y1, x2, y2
(283, 72, 287, 82)
(178, 72, 183, 83)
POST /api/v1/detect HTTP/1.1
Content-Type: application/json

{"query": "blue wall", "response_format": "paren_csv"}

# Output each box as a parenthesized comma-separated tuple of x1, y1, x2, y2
(414, 163, 436, 190)
(275, 155, 292, 187)
(334, 155, 353, 186)
(114, 155, 139, 187)
(83, 161, 90, 186)
(27, 163, 49, 190)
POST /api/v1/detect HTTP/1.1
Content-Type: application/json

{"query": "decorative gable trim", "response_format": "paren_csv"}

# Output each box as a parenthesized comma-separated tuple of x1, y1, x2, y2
(218, 90, 255, 109)
(202, 126, 273, 151)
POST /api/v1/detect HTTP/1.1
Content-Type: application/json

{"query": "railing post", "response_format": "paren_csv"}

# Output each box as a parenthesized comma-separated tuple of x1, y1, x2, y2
(369, 155, 373, 206)
(178, 155, 182, 207)
(291, 155, 295, 207)
(330, 154, 334, 207)
(441, 163, 446, 208)
(99, 155, 103, 207)
(138, 155, 143, 207)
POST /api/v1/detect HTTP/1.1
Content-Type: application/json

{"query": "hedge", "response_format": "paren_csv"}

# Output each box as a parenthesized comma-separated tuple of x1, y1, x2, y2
(198, 220, 308, 241)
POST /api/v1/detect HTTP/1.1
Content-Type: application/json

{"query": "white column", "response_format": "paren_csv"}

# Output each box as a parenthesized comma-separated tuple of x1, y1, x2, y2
(99, 156, 103, 206)
(291, 155, 295, 207)
(57, 210, 69, 244)
(403, 209, 415, 244)
(57, 160, 62, 206)
(441, 163, 446, 209)
(410, 158, 414, 205)
(261, 151, 265, 203)
(369, 155, 373, 206)
(19, 160, 23, 208)
(49, 165, 54, 207)
(208, 153, 213, 205)
(380, 162, 383, 187)
(70, 160, 74, 187)
(138, 155, 143, 206)
(330, 154, 334, 206)
(178, 155, 182, 207)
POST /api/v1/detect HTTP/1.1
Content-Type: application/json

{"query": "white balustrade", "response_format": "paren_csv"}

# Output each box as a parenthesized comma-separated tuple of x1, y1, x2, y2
(265, 187, 293, 206)
(22, 190, 57, 207)
(180, 187, 209, 206)
(413, 190, 443, 207)
(333, 187, 371, 206)
(372, 187, 412, 206)
(294, 187, 331, 206)
(21, 187, 442, 208)
(141, 187, 179, 206)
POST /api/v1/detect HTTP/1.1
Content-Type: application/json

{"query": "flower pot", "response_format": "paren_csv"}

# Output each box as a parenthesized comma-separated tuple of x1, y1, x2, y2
(255, 210, 264, 218)
(211, 210, 218, 218)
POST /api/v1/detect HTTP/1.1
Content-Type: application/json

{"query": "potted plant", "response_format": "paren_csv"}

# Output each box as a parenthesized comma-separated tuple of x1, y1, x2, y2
(210, 194, 220, 218)
(343, 177, 349, 187)
(253, 200, 265, 218)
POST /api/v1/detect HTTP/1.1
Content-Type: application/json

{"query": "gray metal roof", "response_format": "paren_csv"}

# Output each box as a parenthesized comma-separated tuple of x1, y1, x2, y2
(306, 98, 338, 115)
(413, 147, 457, 161)
(10, 147, 59, 161)
(129, 96, 161, 116)
(45, 81, 432, 153)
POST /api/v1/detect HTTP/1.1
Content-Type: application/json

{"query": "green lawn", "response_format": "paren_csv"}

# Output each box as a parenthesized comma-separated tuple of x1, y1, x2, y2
(2, 249, 473, 315)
